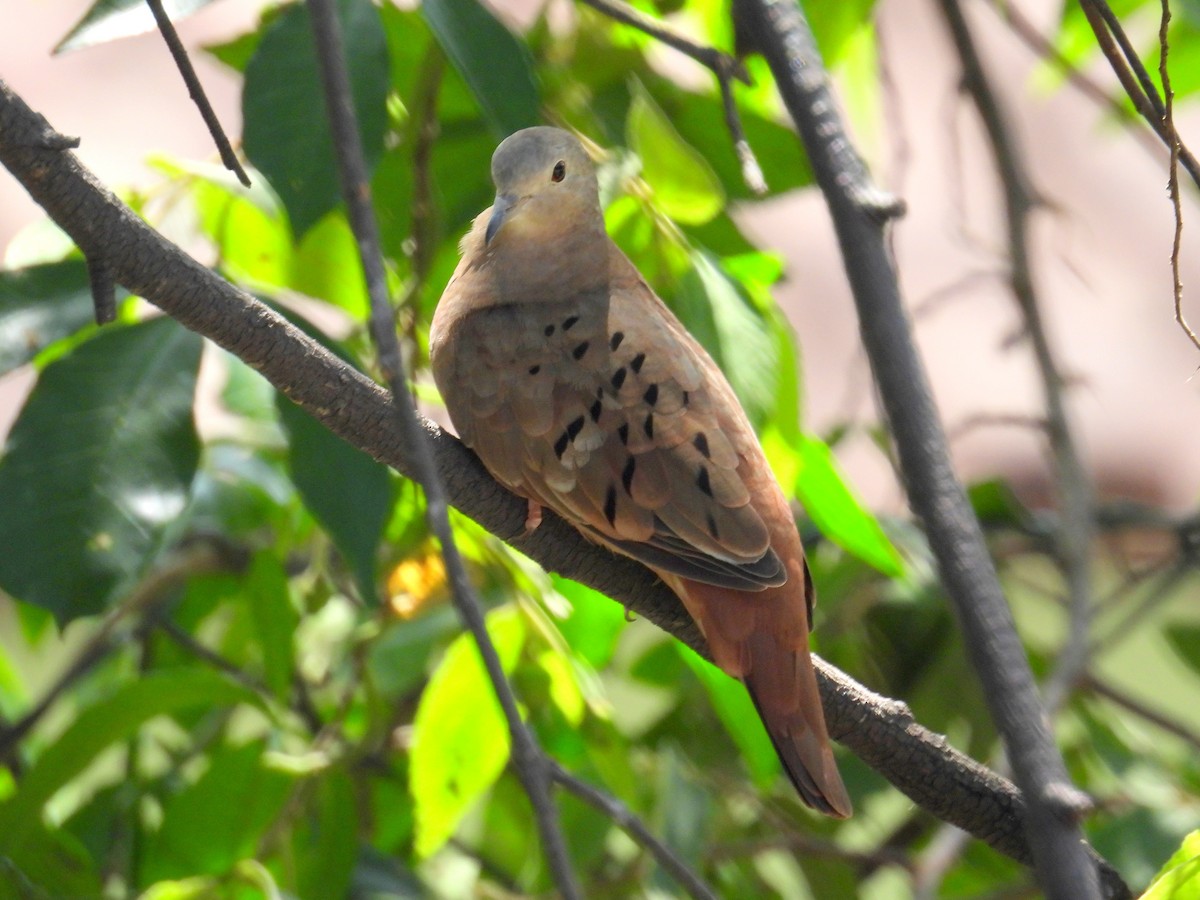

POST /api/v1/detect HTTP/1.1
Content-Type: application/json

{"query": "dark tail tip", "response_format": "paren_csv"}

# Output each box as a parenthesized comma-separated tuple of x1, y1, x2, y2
(746, 683, 853, 819)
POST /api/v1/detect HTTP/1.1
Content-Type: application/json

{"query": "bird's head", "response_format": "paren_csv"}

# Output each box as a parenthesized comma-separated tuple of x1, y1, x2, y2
(485, 126, 603, 248)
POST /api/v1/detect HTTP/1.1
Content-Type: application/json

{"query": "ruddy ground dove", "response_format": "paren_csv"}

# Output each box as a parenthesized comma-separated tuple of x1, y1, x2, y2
(430, 126, 851, 818)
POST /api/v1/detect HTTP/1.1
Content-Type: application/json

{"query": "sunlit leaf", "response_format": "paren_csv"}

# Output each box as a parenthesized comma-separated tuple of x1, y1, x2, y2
(55, 0, 215, 53)
(1141, 829, 1200, 899)
(627, 82, 725, 225)
(410, 606, 526, 858)
(679, 646, 779, 787)
(0, 317, 201, 622)
(551, 575, 627, 670)
(793, 435, 904, 577)
(674, 249, 778, 426)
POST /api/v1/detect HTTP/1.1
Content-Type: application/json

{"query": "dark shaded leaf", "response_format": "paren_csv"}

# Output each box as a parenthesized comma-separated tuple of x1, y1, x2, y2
(142, 740, 294, 883)
(0, 260, 117, 374)
(422, 0, 540, 138)
(243, 0, 389, 237)
(0, 317, 201, 622)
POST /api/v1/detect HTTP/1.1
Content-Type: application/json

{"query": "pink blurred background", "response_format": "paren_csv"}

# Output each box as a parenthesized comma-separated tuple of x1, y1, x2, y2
(2, 0, 1198, 516)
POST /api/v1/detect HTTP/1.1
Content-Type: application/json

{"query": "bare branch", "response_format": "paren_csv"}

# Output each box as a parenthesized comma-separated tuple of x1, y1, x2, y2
(550, 762, 718, 900)
(144, 0, 249, 186)
(578, 0, 767, 194)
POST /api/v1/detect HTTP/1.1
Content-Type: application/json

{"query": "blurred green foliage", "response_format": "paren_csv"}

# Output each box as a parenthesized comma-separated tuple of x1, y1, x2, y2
(0, 0, 1198, 896)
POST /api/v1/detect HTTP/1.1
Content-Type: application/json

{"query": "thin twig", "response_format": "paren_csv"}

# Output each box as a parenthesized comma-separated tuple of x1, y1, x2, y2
(549, 762, 718, 900)
(711, 832, 912, 870)
(304, 5, 580, 895)
(1082, 673, 1200, 753)
(144, 0, 250, 186)
(1158, 1, 1195, 353)
(736, 0, 1102, 896)
(1075, 0, 1200, 190)
(578, 0, 768, 195)
(936, 0, 1096, 717)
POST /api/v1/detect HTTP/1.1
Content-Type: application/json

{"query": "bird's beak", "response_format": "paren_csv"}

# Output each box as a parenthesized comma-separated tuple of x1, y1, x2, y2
(485, 193, 518, 246)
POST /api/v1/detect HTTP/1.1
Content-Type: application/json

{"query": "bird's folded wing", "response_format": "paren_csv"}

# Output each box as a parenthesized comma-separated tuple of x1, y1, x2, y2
(439, 276, 786, 592)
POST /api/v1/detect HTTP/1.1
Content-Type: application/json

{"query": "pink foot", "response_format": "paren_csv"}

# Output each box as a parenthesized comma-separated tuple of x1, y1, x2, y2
(524, 500, 543, 534)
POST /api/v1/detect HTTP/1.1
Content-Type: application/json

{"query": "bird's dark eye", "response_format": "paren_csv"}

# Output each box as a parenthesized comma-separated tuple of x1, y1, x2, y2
(551, 160, 567, 182)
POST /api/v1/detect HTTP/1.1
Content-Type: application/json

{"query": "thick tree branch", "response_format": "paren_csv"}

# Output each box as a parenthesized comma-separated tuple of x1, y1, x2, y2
(0, 78, 1126, 897)
(730, 1, 1106, 897)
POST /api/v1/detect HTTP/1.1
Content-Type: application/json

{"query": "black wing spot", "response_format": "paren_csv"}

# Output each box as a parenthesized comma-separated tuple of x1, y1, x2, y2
(544, 324, 556, 337)
(589, 398, 603, 422)
(572, 341, 590, 360)
(604, 485, 618, 526)
(706, 513, 720, 540)
(630, 352, 646, 374)
(693, 432, 710, 458)
(697, 465, 713, 497)
(554, 431, 570, 459)
(611, 367, 627, 390)
(618, 423, 630, 445)
(643, 413, 654, 440)
(566, 415, 585, 441)
(610, 332, 625, 351)
(563, 315, 580, 331)
(622, 456, 637, 494)
(643, 384, 658, 406)
(528, 364, 541, 375)
(682, 390, 690, 406)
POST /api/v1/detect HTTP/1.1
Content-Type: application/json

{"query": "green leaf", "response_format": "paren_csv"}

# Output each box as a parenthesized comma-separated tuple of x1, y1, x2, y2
(275, 369, 394, 606)
(422, 0, 540, 139)
(793, 435, 904, 577)
(0, 317, 202, 622)
(1143, 830, 1200, 900)
(294, 768, 358, 899)
(679, 646, 780, 787)
(246, 552, 298, 698)
(0, 670, 259, 855)
(410, 606, 526, 858)
(165, 157, 294, 287)
(55, 0, 215, 53)
(243, 0, 390, 237)
(142, 741, 295, 883)
(0, 823, 102, 899)
(627, 83, 725, 225)
(551, 575, 627, 670)
(293, 213, 370, 319)
(674, 249, 778, 426)
(1166, 624, 1200, 677)
(0, 260, 115, 374)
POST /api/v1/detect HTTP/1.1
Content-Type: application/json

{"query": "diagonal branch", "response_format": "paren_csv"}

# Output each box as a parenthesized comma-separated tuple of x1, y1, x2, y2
(0, 77, 1126, 897)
